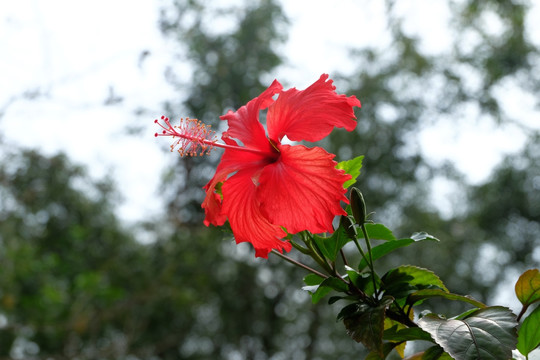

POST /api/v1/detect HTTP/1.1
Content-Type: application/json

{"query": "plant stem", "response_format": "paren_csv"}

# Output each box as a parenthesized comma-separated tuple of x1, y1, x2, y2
(340, 249, 349, 267)
(359, 223, 379, 297)
(517, 304, 529, 322)
(271, 250, 328, 279)
(301, 232, 335, 276)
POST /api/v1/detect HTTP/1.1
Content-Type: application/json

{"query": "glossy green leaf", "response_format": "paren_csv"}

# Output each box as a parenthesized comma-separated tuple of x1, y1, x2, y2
(345, 265, 379, 296)
(383, 325, 433, 342)
(303, 277, 348, 304)
(307, 285, 333, 304)
(418, 306, 518, 360)
(407, 289, 486, 308)
(313, 226, 350, 262)
(336, 155, 364, 189)
(420, 346, 454, 360)
(517, 305, 540, 356)
(364, 223, 396, 241)
(515, 268, 540, 307)
(358, 236, 438, 271)
(337, 296, 394, 356)
(303, 273, 325, 286)
(381, 266, 447, 305)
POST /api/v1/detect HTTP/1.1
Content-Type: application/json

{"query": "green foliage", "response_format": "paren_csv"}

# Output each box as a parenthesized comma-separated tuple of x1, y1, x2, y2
(418, 307, 518, 360)
(294, 188, 539, 360)
(515, 269, 540, 356)
(358, 233, 438, 271)
(337, 296, 394, 355)
(515, 269, 540, 308)
(336, 155, 364, 189)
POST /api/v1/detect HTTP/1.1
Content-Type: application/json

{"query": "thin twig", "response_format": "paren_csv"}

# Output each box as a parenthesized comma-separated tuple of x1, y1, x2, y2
(271, 250, 328, 279)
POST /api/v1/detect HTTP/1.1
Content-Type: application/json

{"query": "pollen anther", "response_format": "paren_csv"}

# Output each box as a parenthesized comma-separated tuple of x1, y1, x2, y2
(154, 116, 218, 157)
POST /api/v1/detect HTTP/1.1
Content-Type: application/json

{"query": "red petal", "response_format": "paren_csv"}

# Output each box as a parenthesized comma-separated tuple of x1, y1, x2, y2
(202, 138, 273, 226)
(221, 167, 291, 258)
(267, 74, 361, 143)
(258, 144, 350, 234)
(220, 79, 283, 151)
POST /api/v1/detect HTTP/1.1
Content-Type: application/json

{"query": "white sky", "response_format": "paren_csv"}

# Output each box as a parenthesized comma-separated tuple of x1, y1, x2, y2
(1, 0, 539, 226)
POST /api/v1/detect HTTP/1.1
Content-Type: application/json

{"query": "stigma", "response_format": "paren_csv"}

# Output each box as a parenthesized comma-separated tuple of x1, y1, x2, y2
(155, 115, 276, 157)
(154, 116, 218, 157)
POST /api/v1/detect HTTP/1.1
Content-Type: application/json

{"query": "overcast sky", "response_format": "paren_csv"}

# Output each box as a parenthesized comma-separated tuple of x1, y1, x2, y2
(1, 0, 539, 225)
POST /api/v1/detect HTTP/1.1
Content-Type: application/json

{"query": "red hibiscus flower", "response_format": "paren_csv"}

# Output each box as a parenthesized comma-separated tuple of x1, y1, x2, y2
(156, 74, 361, 258)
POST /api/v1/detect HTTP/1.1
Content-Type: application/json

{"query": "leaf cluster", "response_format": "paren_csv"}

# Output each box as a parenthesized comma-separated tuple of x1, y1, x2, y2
(292, 157, 538, 360)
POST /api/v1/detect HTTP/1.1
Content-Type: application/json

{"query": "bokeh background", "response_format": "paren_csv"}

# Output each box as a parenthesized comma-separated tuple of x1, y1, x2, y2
(1, 0, 539, 359)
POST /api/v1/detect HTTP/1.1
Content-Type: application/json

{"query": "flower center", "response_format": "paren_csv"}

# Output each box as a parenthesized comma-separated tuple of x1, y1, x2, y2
(154, 116, 274, 157)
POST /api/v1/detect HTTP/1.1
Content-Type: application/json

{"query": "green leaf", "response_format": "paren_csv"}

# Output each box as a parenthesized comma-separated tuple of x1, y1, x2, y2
(303, 273, 325, 286)
(358, 236, 438, 271)
(517, 305, 540, 356)
(336, 155, 364, 189)
(383, 325, 433, 342)
(423, 346, 454, 360)
(408, 289, 486, 309)
(364, 223, 396, 241)
(418, 306, 518, 360)
(402, 346, 454, 360)
(381, 266, 447, 305)
(365, 342, 401, 360)
(515, 268, 540, 307)
(313, 226, 350, 262)
(345, 265, 378, 296)
(337, 296, 394, 356)
(306, 285, 333, 304)
(303, 277, 348, 304)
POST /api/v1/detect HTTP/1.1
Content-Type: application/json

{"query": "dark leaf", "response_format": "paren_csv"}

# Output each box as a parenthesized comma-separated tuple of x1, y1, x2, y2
(408, 289, 486, 309)
(418, 306, 518, 360)
(381, 266, 447, 304)
(338, 296, 394, 355)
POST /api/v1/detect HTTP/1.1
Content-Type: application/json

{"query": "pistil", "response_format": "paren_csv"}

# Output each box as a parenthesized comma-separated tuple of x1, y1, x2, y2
(154, 116, 273, 157)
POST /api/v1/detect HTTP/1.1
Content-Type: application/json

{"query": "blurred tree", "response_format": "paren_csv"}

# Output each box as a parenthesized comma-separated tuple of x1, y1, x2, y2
(2, 0, 539, 359)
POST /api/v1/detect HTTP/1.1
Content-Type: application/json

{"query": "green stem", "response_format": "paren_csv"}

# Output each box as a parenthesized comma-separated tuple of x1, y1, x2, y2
(301, 232, 335, 276)
(271, 250, 328, 279)
(359, 223, 379, 298)
(340, 249, 349, 267)
(517, 304, 529, 322)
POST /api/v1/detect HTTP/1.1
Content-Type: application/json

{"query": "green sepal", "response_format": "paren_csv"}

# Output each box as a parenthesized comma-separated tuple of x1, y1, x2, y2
(350, 187, 366, 225)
